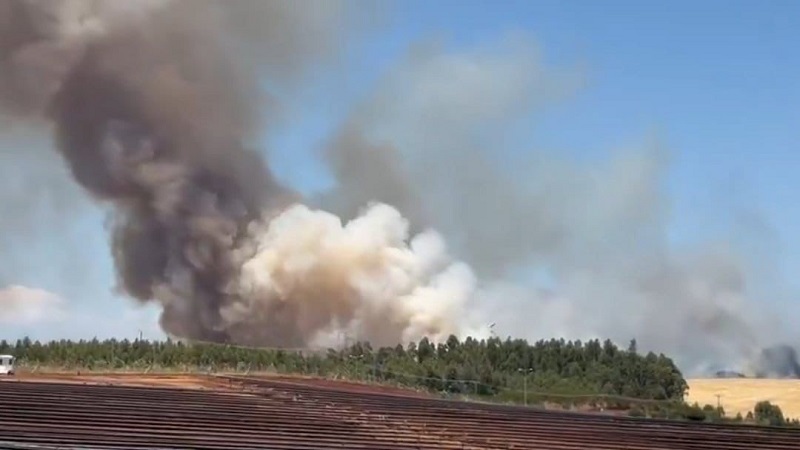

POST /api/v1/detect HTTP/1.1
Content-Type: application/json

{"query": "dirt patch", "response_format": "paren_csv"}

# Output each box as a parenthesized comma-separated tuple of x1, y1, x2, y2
(4, 372, 227, 390)
(5, 371, 437, 400)
(266, 376, 433, 398)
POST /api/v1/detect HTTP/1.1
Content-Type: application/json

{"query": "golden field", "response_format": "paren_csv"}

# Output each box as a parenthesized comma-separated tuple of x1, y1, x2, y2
(687, 378, 800, 420)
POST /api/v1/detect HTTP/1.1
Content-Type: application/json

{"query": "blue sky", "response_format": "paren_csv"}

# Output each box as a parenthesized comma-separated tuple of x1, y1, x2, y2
(272, 0, 800, 279)
(2, 0, 799, 349)
(274, 0, 799, 220)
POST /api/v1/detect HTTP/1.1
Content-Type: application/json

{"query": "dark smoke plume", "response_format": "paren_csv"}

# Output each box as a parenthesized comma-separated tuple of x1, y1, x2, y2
(1, 0, 479, 348)
(753, 345, 800, 379)
(1, 0, 291, 342)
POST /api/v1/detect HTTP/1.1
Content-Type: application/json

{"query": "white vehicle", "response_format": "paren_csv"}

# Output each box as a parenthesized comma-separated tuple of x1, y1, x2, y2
(0, 355, 14, 375)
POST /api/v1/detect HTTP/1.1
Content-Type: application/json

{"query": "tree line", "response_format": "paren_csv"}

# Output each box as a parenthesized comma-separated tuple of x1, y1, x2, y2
(1, 335, 795, 426)
(1, 336, 686, 399)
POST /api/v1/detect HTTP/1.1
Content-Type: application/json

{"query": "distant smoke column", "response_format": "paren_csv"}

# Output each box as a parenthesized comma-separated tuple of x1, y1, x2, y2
(754, 345, 800, 378)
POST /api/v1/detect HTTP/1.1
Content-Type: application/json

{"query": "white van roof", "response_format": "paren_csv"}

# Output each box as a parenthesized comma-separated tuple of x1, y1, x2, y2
(0, 355, 13, 358)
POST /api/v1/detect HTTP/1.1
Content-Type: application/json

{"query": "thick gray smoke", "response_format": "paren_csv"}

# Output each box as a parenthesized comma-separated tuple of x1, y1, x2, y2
(752, 345, 800, 379)
(317, 35, 795, 374)
(0, 0, 482, 348)
(0, 0, 294, 343)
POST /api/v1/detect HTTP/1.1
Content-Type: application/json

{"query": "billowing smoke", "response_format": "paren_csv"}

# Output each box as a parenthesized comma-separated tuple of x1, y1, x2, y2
(0, 0, 482, 348)
(232, 203, 478, 347)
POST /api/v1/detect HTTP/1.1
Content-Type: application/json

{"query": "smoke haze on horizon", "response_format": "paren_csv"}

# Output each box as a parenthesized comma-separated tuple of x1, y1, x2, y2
(0, 0, 796, 375)
(316, 36, 794, 374)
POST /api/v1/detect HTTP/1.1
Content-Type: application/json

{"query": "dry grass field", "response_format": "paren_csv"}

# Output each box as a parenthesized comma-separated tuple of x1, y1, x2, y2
(687, 378, 800, 420)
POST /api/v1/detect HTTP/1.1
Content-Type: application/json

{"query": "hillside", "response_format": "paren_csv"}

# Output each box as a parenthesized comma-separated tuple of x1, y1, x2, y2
(688, 378, 800, 420)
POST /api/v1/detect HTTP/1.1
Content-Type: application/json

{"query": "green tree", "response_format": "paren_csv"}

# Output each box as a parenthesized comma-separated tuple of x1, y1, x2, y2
(754, 401, 785, 426)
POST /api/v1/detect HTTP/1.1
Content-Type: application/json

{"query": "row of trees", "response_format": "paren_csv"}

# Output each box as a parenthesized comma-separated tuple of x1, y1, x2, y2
(2, 335, 686, 401)
(628, 399, 799, 427)
(1, 335, 795, 426)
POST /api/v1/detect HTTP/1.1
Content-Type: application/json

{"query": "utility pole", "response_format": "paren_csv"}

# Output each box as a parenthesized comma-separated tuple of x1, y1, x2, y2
(523, 372, 527, 405)
(518, 368, 534, 406)
(716, 394, 722, 409)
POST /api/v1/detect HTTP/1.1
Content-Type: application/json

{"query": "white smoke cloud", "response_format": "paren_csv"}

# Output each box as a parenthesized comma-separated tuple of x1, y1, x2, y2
(229, 202, 486, 348)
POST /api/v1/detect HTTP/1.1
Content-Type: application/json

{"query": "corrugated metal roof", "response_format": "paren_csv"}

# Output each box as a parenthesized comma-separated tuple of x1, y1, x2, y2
(0, 442, 177, 450)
